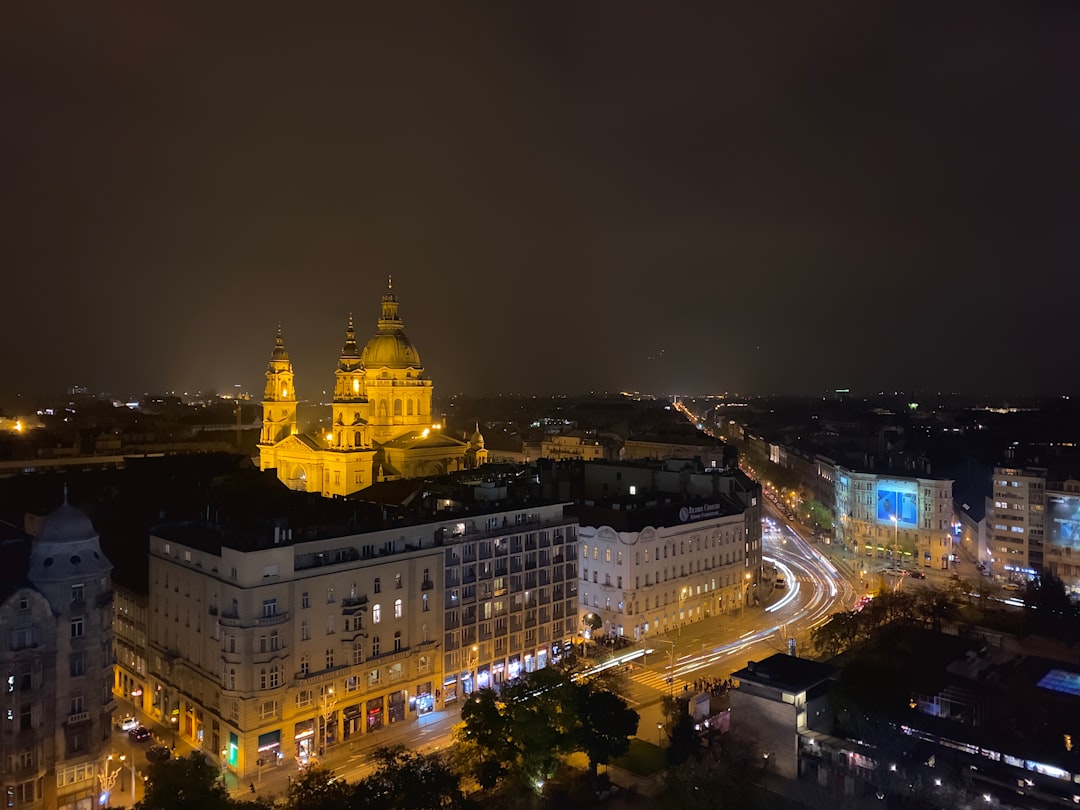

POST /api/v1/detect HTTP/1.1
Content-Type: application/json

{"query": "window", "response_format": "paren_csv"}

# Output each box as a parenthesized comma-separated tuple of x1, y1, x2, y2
(299, 655, 310, 676)
(301, 592, 310, 609)
(69, 653, 85, 678)
(17, 596, 28, 612)
(326, 616, 335, 635)
(296, 690, 312, 709)
(259, 700, 277, 720)
(422, 593, 429, 612)
(373, 604, 381, 624)
(374, 578, 381, 594)
(352, 642, 363, 665)
(345, 676, 359, 693)
(228, 669, 236, 690)
(394, 631, 402, 652)
(69, 694, 84, 714)
(395, 573, 402, 589)
(394, 599, 402, 619)
(301, 621, 310, 641)
(327, 587, 334, 603)
(269, 665, 280, 688)
(259, 634, 267, 653)
(70, 618, 84, 638)
(270, 631, 279, 651)
(71, 584, 84, 604)
(368, 669, 381, 686)
(326, 648, 334, 669)
(582, 544, 588, 558)
(605, 549, 612, 563)
(372, 636, 381, 656)
(262, 599, 277, 617)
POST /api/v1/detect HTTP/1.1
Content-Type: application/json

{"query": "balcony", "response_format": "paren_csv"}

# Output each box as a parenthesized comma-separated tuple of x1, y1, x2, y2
(65, 711, 90, 725)
(421, 579, 434, 591)
(95, 591, 114, 608)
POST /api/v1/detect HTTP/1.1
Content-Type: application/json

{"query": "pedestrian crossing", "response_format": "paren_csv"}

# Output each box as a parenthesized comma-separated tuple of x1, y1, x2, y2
(629, 667, 692, 695)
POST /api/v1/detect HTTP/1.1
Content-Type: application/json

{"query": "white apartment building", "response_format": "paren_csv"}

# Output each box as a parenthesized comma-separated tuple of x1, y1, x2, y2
(578, 508, 753, 641)
(571, 461, 763, 642)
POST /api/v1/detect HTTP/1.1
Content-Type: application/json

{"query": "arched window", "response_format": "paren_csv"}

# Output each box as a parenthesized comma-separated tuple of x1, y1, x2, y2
(394, 398, 403, 416)
(407, 400, 414, 416)
(373, 604, 381, 623)
(269, 665, 280, 688)
(394, 599, 402, 619)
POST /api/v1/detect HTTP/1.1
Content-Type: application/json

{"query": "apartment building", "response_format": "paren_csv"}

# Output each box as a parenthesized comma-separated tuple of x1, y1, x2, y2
(147, 493, 577, 782)
(569, 460, 763, 641)
(0, 501, 115, 810)
(834, 469, 954, 569)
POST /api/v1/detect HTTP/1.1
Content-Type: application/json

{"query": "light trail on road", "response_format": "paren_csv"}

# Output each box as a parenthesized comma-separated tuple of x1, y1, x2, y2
(657, 510, 860, 682)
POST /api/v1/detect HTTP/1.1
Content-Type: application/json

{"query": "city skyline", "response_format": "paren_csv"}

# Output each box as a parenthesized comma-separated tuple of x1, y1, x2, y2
(4, 3, 1078, 400)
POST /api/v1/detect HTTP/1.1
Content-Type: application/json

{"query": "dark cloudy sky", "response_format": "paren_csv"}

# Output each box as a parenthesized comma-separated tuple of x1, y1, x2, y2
(3, 2, 1078, 401)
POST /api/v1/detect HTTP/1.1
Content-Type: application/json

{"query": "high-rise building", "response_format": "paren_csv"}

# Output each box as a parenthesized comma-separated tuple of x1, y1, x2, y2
(0, 499, 115, 810)
(989, 466, 1046, 578)
(258, 279, 487, 497)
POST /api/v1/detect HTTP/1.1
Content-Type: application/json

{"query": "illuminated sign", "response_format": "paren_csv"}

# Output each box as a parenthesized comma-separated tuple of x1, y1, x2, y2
(875, 480, 918, 527)
(1048, 494, 1080, 550)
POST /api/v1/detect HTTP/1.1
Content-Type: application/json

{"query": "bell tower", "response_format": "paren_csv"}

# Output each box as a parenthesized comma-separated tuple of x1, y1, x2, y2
(260, 325, 297, 446)
(330, 314, 370, 451)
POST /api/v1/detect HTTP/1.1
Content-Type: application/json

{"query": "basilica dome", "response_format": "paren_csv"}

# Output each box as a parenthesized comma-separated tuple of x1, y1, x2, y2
(361, 278, 423, 369)
(362, 331, 421, 369)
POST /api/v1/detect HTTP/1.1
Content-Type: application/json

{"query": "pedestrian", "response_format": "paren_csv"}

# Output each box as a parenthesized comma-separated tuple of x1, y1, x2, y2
(249, 782, 255, 793)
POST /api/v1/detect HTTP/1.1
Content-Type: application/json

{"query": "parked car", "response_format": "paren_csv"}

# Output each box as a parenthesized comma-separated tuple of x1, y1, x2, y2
(774, 577, 786, 588)
(129, 726, 152, 742)
(909, 570, 927, 580)
(116, 715, 138, 732)
(146, 745, 171, 763)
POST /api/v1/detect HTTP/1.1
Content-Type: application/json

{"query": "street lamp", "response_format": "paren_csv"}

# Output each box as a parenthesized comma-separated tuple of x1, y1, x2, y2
(169, 713, 178, 749)
(98, 754, 121, 807)
(657, 722, 663, 748)
(890, 514, 899, 568)
(678, 588, 687, 637)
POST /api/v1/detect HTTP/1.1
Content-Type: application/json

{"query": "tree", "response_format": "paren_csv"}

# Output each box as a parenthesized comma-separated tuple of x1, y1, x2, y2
(350, 745, 465, 810)
(282, 766, 349, 810)
(136, 752, 234, 810)
(572, 685, 638, 777)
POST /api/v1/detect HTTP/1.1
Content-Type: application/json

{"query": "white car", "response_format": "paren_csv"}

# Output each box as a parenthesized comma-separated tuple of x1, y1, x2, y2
(116, 715, 138, 732)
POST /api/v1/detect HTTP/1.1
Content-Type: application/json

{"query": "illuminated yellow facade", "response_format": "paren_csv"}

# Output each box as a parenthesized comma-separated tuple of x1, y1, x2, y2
(259, 280, 486, 496)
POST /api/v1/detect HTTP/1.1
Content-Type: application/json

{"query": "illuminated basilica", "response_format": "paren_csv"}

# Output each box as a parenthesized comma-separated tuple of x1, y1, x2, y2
(258, 279, 486, 497)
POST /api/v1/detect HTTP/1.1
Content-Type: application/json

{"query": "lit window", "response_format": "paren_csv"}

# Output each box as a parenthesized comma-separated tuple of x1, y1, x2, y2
(373, 604, 381, 623)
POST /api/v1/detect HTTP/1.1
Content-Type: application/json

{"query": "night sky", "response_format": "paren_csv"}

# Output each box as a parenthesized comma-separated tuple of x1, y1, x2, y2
(4, 3, 1078, 401)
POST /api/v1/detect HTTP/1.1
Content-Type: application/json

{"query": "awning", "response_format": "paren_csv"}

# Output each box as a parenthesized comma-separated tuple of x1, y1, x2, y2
(343, 704, 362, 719)
(257, 730, 281, 751)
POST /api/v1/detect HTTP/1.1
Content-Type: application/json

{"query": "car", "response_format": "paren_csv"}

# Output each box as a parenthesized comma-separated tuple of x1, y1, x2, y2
(116, 715, 138, 732)
(774, 577, 786, 588)
(146, 745, 171, 763)
(129, 726, 152, 742)
(908, 570, 927, 580)
(1003, 583, 1021, 592)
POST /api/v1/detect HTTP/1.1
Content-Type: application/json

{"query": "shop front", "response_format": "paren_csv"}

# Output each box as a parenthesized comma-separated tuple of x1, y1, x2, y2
(388, 690, 406, 724)
(443, 674, 459, 703)
(366, 697, 384, 732)
(342, 704, 362, 740)
(414, 681, 434, 715)
(294, 719, 315, 767)
(508, 656, 521, 680)
(257, 730, 282, 767)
